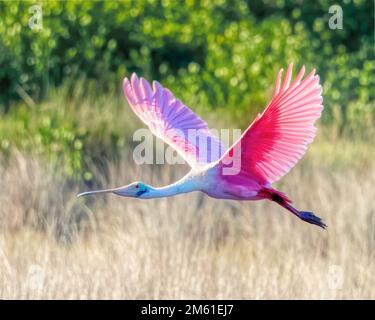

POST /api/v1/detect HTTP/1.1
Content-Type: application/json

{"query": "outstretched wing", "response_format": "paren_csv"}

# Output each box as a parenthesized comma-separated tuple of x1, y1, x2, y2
(219, 63, 323, 185)
(123, 74, 226, 168)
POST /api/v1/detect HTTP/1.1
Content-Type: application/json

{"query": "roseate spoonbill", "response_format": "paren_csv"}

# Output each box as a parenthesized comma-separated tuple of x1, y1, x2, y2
(78, 63, 326, 229)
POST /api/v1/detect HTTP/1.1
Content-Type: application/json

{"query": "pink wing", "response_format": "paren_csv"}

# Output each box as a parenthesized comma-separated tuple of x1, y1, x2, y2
(219, 63, 323, 185)
(123, 74, 226, 167)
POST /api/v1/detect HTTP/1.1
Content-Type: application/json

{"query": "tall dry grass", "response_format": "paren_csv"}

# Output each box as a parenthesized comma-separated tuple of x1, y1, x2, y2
(0, 139, 374, 299)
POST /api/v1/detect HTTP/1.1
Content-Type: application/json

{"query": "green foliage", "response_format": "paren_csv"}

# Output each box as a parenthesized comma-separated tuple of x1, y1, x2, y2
(1, 1, 373, 118)
(0, 81, 136, 180)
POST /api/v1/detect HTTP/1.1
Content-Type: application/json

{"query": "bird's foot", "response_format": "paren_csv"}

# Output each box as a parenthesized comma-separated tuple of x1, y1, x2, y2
(299, 211, 327, 229)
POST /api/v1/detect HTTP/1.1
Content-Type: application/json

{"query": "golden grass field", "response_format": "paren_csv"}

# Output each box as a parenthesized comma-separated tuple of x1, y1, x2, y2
(0, 136, 374, 299)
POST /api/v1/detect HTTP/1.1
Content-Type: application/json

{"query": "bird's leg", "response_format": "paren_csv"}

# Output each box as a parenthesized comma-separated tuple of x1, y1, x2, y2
(259, 188, 327, 229)
(281, 202, 327, 229)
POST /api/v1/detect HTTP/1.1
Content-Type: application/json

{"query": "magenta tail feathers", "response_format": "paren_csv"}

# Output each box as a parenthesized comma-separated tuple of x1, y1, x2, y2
(258, 187, 292, 204)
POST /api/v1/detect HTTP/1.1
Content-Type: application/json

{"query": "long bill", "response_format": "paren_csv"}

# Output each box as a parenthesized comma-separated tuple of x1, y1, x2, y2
(77, 188, 118, 197)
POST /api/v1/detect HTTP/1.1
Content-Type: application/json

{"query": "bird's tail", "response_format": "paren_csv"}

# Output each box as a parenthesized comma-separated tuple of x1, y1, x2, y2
(259, 187, 327, 229)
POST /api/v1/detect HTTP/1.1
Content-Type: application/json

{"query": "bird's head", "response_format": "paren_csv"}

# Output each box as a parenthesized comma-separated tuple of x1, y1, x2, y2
(112, 181, 150, 198)
(77, 181, 151, 198)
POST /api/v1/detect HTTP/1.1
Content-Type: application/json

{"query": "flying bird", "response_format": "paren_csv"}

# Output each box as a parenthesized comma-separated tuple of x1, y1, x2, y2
(78, 63, 326, 229)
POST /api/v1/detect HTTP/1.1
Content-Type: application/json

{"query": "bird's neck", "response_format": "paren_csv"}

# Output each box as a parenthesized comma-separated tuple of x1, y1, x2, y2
(143, 176, 198, 199)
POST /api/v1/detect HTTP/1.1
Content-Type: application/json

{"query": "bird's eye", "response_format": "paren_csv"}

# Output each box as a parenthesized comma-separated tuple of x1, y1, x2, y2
(135, 185, 139, 189)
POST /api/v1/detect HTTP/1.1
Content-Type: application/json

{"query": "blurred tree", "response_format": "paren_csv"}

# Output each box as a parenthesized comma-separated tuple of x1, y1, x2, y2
(0, 0, 373, 129)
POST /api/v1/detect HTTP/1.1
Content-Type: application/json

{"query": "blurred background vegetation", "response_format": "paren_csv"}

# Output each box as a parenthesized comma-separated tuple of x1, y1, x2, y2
(0, 0, 374, 180)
